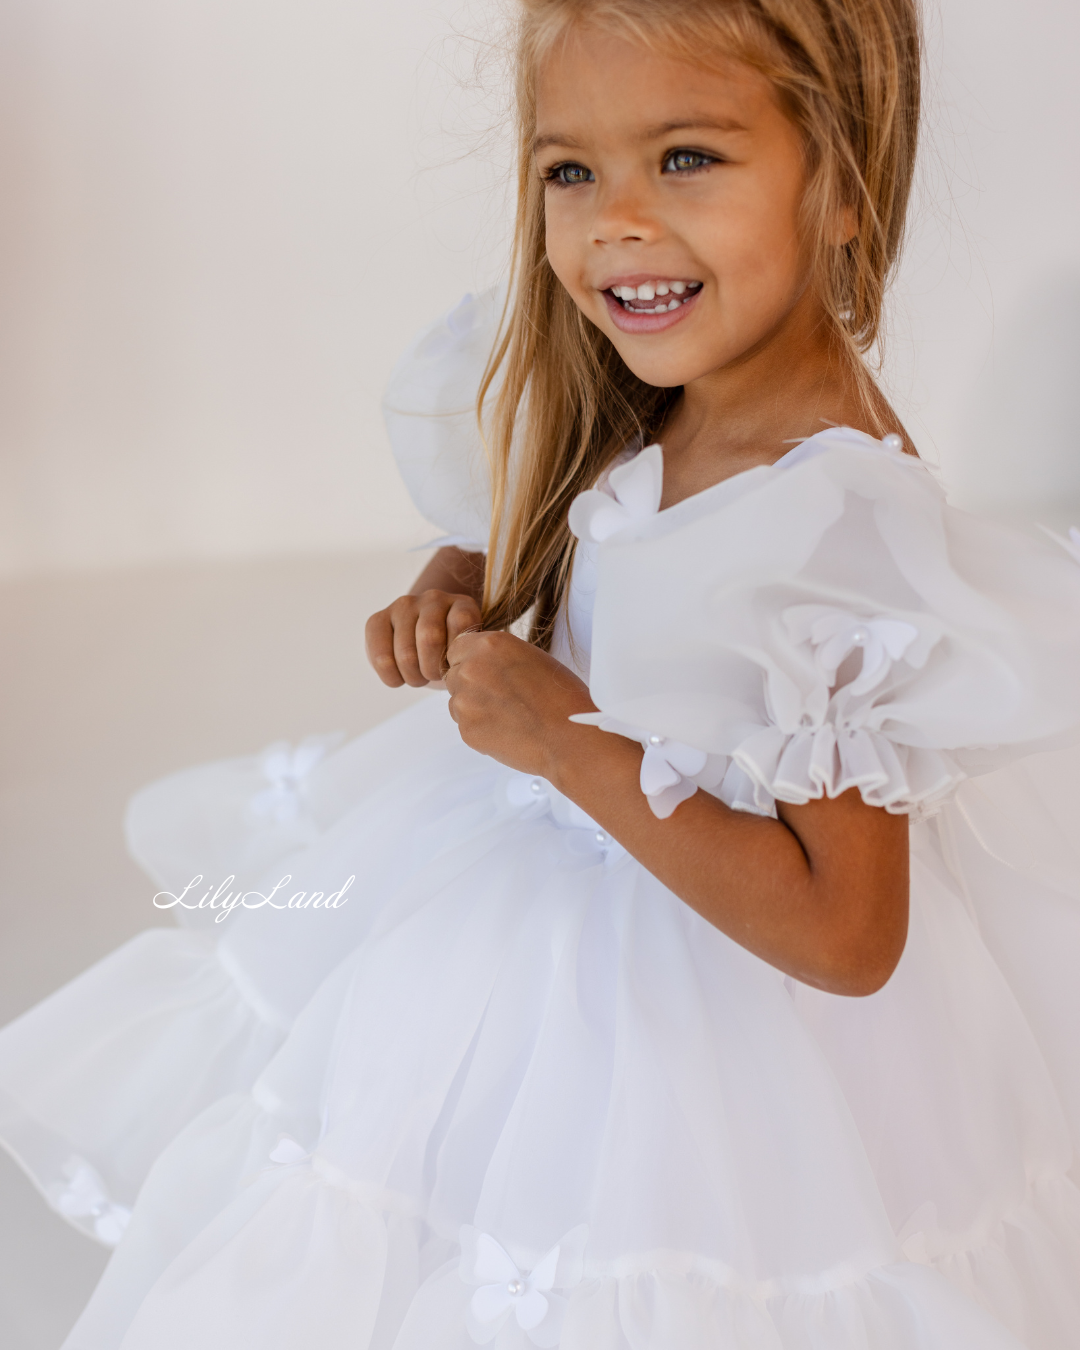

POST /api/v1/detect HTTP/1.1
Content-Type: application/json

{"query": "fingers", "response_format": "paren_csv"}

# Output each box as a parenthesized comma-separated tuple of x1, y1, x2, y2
(391, 598, 428, 688)
(445, 626, 485, 670)
(364, 609, 405, 688)
(366, 592, 481, 689)
(444, 629, 487, 724)
(444, 597, 482, 657)
(415, 594, 471, 683)
(414, 591, 479, 683)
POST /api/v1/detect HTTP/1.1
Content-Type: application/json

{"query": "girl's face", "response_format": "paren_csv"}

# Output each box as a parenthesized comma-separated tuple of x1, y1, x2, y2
(535, 28, 817, 390)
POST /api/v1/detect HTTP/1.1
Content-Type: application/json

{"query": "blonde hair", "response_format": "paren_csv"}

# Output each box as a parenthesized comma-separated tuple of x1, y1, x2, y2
(481, 0, 922, 644)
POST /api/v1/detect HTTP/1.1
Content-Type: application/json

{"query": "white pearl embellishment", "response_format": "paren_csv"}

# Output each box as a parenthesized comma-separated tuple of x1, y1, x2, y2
(648, 734, 664, 745)
(800, 607, 919, 697)
(461, 1224, 588, 1344)
(882, 433, 903, 452)
(530, 779, 543, 793)
(595, 830, 607, 845)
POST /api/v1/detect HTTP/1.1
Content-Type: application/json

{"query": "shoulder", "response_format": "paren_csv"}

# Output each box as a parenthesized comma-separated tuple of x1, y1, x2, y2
(572, 430, 1080, 819)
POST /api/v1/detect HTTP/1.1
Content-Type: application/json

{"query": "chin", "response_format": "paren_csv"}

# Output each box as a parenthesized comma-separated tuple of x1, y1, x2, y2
(610, 344, 724, 390)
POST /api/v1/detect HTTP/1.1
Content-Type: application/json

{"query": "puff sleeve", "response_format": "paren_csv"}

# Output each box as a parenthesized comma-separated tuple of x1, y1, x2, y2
(569, 431, 1080, 819)
(381, 287, 503, 551)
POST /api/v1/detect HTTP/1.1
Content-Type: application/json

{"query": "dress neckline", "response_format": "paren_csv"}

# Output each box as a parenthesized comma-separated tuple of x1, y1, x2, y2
(655, 423, 898, 514)
(596, 425, 902, 531)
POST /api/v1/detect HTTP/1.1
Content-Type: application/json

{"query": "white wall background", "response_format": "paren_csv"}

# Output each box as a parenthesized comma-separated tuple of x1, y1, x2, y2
(0, 0, 512, 574)
(0, 0, 1078, 577)
(887, 0, 1080, 518)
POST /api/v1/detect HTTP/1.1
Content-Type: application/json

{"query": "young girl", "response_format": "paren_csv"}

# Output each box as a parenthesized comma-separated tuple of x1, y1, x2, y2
(3, 1, 1080, 1346)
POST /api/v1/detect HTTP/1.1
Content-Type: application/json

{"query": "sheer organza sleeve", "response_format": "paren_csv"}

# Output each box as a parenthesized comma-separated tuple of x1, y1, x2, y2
(381, 287, 503, 552)
(569, 432, 1080, 819)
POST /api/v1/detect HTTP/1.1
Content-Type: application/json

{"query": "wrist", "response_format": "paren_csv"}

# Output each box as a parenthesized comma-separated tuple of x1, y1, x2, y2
(542, 715, 641, 803)
(540, 717, 582, 796)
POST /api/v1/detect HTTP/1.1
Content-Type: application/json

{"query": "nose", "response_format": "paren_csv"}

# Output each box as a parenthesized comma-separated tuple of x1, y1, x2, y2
(589, 176, 663, 247)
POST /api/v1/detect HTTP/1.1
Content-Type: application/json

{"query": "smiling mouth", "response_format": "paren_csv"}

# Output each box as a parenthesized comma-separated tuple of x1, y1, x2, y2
(606, 279, 703, 314)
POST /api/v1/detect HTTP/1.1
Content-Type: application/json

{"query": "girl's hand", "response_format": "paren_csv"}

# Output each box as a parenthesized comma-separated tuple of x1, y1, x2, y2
(447, 631, 909, 998)
(365, 589, 482, 688)
(444, 630, 596, 776)
(366, 545, 486, 688)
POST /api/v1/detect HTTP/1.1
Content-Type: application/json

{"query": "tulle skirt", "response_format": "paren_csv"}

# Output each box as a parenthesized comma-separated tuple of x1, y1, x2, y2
(0, 694, 1077, 1349)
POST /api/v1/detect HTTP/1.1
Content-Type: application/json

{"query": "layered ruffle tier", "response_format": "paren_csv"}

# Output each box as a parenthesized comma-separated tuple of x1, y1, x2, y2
(1, 695, 1072, 1349)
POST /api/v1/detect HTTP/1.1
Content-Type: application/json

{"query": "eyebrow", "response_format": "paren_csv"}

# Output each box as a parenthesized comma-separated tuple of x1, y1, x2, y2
(533, 117, 748, 155)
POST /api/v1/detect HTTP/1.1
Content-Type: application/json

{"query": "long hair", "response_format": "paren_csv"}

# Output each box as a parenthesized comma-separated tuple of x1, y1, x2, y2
(480, 0, 922, 645)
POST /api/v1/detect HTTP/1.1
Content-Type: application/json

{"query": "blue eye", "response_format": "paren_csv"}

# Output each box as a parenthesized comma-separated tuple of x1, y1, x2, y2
(547, 162, 595, 186)
(663, 149, 715, 174)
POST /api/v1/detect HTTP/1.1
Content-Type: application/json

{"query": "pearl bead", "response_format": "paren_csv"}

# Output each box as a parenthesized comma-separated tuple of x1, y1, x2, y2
(648, 734, 663, 745)
(850, 627, 868, 644)
(882, 433, 903, 452)
(595, 830, 607, 845)
(530, 779, 543, 794)
(507, 1279, 524, 1297)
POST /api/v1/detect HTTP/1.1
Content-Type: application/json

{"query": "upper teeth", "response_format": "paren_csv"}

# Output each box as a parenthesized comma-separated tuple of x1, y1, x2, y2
(613, 280, 700, 301)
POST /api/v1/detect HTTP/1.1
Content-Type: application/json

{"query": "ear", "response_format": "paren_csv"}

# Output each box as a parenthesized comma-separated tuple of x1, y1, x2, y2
(831, 203, 858, 247)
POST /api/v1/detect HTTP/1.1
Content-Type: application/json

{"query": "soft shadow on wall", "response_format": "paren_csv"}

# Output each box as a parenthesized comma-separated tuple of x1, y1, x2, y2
(961, 276, 1080, 526)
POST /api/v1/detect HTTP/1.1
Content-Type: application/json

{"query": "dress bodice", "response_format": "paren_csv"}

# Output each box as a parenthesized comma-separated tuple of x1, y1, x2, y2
(550, 432, 838, 682)
(550, 540, 599, 681)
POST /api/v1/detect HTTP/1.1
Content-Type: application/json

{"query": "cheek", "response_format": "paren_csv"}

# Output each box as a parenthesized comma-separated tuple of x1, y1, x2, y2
(739, 218, 802, 291)
(746, 151, 810, 278)
(702, 184, 806, 302)
(544, 200, 587, 297)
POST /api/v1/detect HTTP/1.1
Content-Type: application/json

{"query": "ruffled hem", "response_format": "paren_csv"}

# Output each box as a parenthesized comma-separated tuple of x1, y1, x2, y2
(404, 1256, 1024, 1350)
(58, 1085, 1078, 1350)
(731, 723, 965, 818)
(572, 713, 964, 821)
(904, 1172, 1080, 1347)
(0, 929, 284, 1245)
(80, 1139, 1053, 1350)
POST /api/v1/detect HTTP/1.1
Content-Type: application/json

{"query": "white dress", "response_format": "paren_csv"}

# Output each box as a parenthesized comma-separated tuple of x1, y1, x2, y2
(2, 290, 1080, 1350)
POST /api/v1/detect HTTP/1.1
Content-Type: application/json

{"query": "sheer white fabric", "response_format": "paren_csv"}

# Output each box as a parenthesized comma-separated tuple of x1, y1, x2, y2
(569, 435, 1080, 820)
(0, 295, 1077, 1350)
(381, 287, 502, 552)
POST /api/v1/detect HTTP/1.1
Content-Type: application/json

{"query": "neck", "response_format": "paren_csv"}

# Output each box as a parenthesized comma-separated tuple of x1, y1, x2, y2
(658, 291, 883, 507)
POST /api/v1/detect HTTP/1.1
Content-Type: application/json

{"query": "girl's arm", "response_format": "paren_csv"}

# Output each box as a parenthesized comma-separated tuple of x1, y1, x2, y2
(365, 546, 485, 688)
(445, 630, 909, 998)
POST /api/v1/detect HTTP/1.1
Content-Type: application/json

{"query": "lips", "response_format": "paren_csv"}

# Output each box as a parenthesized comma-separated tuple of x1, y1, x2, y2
(600, 280, 703, 334)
